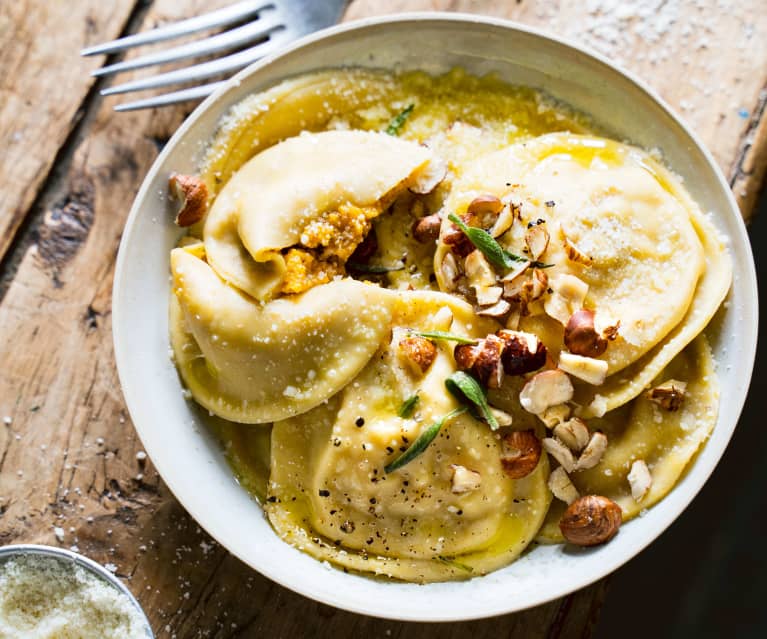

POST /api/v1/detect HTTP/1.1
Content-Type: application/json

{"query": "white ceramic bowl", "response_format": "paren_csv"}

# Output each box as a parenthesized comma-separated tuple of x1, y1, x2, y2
(113, 14, 758, 621)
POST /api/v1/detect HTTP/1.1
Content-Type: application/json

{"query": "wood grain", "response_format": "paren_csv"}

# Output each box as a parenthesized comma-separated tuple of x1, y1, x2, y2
(0, 1, 765, 638)
(346, 0, 767, 220)
(0, 0, 139, 264)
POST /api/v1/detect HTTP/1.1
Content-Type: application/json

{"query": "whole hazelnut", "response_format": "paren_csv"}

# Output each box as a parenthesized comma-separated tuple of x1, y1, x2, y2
(564, 310, 608, 357)
(412, 213, 442, 243)
(559, 495, 622, 546)
(501, 430, 542, 479)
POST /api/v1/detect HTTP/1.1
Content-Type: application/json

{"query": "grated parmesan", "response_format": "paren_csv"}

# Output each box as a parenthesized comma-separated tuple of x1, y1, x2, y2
(0, 554, 149, 639)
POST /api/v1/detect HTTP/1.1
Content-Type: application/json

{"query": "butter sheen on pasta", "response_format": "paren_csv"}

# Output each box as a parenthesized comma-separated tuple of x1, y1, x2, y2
(168, 68, 731, 583)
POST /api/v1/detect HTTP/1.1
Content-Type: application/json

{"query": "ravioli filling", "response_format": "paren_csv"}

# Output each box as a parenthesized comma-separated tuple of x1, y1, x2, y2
(279, 203, 379, 295)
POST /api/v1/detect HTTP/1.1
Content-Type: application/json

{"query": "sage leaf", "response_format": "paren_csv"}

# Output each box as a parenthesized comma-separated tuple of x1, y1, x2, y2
(397, 394, 420, 418)
(347, 262, 405, 274)
(408, 330, 477, 345)
(447, 213, 553, 269)
(384, 407, 467, 473)
(445, 371, 500, 431)
(385, 103, 415, 136)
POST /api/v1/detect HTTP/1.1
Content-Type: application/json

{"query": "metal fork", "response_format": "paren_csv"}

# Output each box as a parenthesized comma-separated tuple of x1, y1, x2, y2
(82, 0, 347, 112)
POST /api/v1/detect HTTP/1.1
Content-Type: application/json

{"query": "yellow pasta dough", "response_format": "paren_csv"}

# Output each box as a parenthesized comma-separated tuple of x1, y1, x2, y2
(170, 245, 395, 423)
(267, 292, 550, 582)
(204, 130, 435, 301)
(167, 68, 731, 583)
(537, 335, 719, 542)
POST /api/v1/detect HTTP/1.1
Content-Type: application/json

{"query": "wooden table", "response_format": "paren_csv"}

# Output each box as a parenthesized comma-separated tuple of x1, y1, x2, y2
(1, 1, 765, 636)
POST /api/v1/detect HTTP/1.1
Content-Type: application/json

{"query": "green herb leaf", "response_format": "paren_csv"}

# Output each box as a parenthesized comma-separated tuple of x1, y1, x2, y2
(446, 213, 553, 270)
(437, 556, 474, 573)
(397, 394, 420, 418)
(384, 407, 467, 473)
(445, 371, 500, 431)
(385, 104, 415, 136)
(408, 330, 477, 345)
(347, 262, 405, 274)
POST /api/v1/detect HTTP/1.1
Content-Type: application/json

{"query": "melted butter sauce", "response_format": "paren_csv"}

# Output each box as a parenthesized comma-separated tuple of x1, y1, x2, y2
(202, 68, 597, 510)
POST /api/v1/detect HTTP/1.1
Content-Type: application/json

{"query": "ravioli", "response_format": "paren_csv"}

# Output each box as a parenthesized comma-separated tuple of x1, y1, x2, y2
(537, 335, 719, 542)
(167, 68, 732, 582)
(204, 130, 435, 301)
(435, 133, 729, 415)
(267, 292, 550, 582)
(170, 245, 395, 423)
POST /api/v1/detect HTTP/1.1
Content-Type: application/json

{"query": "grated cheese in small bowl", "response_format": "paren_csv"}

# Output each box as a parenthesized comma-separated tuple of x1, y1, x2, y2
(0, 545, 152, 638)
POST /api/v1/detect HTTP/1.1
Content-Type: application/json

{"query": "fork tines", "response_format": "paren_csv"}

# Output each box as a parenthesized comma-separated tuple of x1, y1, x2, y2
(82, 1, 285, 112)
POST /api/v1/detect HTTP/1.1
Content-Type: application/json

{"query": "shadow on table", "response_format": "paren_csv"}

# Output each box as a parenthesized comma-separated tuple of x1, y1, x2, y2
(594, 189, 766, 638)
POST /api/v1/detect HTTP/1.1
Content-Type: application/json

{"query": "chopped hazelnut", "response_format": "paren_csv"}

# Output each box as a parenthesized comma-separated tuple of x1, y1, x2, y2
(490, 203, 516, 238)
(454, 329, 546, 388)
(519, 370, 574, 415)
(542, 437, 576, 473)
(539, 403, 571, 428)
(575, 431, 608, 471)
(496, 329, 547, 376)
(442, 222, 474, 258)
(647, 379, 687, 411)
(563, 236, 593, 265)
(503, 272, 527, 302)
(559, 495, 622, 546)
(529, 269, 549, 299)
(440, 253, 460, 290)
(465, 250, 497, 289)
(454, 335, 505, 389)
(169, 173, 208, 227)
(501, 430, 542, 479)
(558, 351, 609, 385)
(410, 156, 448, 194)
(477, 299, 512, 317)
(476, 286, 504, 306)
(553, 418, 590, 452)
(544, 274, 589, 324)
(466, 194, 504, 228)
(628, 460, 652, 502)
(548, 466, 580, 504)
(412, 213, 442, 243)
(398, 335, 438, 375)
(525, 225, 550, 260)
(454, 342, 479, 371)
(564, 310, 608, 357)
(473, 335, 505, 389)
(450, 465, 482, 494)
(501, 260, 531, 283)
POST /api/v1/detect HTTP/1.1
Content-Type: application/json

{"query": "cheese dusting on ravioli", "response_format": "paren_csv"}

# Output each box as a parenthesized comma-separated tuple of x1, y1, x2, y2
(167, 68, 731, 582)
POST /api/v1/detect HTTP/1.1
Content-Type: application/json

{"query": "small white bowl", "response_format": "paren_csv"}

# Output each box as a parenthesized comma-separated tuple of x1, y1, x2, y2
(112, 14, 758, 621)
(0, 544, 154, 636)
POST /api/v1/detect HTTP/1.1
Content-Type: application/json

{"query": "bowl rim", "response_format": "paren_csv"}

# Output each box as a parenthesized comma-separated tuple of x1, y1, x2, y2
(0, 543, 154, 636)
(112, 11, 758, 621)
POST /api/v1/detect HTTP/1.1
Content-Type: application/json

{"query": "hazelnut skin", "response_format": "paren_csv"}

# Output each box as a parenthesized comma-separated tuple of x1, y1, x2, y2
(559, 495, 622, 546)
(564, 310, 608, 358)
